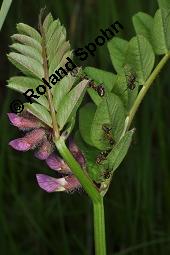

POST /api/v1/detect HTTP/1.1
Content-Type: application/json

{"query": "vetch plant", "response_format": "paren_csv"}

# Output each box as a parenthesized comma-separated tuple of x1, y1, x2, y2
(7, 0, 170, 253)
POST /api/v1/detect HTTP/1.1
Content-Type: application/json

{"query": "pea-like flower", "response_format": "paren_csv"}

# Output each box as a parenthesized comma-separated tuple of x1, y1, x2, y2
(8, 111, 54, 159)
(8, 111, 86, 193)
(36, 140, 86, 193)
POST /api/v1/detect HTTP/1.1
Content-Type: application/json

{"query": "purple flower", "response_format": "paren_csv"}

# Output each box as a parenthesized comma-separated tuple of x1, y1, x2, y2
(8, 111, 86, 193)
(8, 111, 54, 159)
(46, 153, 71, 174)
(36, 142, 86, 192)
(36, 174, 81, 193)
(8, 112, 42, 130)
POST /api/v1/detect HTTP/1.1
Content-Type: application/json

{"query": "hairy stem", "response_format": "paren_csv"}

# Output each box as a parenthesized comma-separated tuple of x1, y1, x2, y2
(93, 198, 107, 255)
(39, 12, 60, 140)
(125, 53, 170, 131)
(55, 136, 101, 203)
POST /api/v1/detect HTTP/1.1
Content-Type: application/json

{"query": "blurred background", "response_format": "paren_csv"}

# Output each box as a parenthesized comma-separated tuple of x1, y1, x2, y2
(0, 0, 170, 254)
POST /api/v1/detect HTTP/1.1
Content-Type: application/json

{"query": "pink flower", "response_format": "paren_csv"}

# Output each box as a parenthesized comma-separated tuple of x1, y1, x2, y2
(46, 153, 71, 174)
(37, 143, 85, 192)
(8, 111, 54, 159)
(8, 111, 86, 193)
(36, 174, 81, 193)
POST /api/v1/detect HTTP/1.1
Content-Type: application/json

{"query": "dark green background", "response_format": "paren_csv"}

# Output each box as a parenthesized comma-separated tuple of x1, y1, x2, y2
(0, 0, 170, 254)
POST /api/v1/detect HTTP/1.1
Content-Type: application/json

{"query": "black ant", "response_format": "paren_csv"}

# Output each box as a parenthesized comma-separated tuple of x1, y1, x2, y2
(102, 124, 115, 146)
(96, 149, 110, 165)
(70, 69, 105, 97)
(123, 64, 138, 92)
(88, 80, 105, 97)
(103, 169, 111, 179)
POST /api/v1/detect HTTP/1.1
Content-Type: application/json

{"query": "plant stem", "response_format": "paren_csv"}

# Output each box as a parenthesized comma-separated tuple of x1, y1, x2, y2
(93, 198, 107, 255)
(55, 136, 101, 203)
(126, 53, 170, 131)
(0, 0, 12, 31)
(55, 137, 107, 254)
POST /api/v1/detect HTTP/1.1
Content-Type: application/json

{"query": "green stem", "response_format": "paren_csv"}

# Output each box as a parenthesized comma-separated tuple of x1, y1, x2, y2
(93, 198, 107, 255)
(0, 0, 12, 31)
(55, 137, 107, 254)
(55, 136, 101, 203)
(126, 53, 170, 131)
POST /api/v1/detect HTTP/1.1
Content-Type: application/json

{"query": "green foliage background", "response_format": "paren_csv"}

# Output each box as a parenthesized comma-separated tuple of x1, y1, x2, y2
(0, 0, 170, 254)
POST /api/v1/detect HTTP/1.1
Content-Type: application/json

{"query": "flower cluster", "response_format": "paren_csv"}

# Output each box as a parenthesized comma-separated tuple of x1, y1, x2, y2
(8, 111, 86, 193)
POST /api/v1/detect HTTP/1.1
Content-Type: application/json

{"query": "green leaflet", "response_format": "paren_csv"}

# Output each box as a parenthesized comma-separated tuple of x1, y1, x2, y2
(53, 73, 76, 111)
(11, 34, 42, 52)
(152, 8, 170, 54)
(44, 18, 72, 75)
(112, 75, 129, 108)
(107, 129, 135, 173)
(91, 92, 125, 150)
(43, 13, 53, 34)
(47, 25, 66, 61)
(25, 103, 52, 127)
(107, 37, 128, 74)
(7, 76, 49, 109)
(84, 67, 116, 105)
(112, 74, 138, 111)
(57, 80, 88, 130)
(10, 43, 43, 64)
(7, 52, 44, 79)
(125, 35, 155, 84)
(79, 103, 96, 146)
(46, 19, 61, 42)
(49, 47, 72, 76)
(17, 23, 41, 43)
(133, 12, 154, 48)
